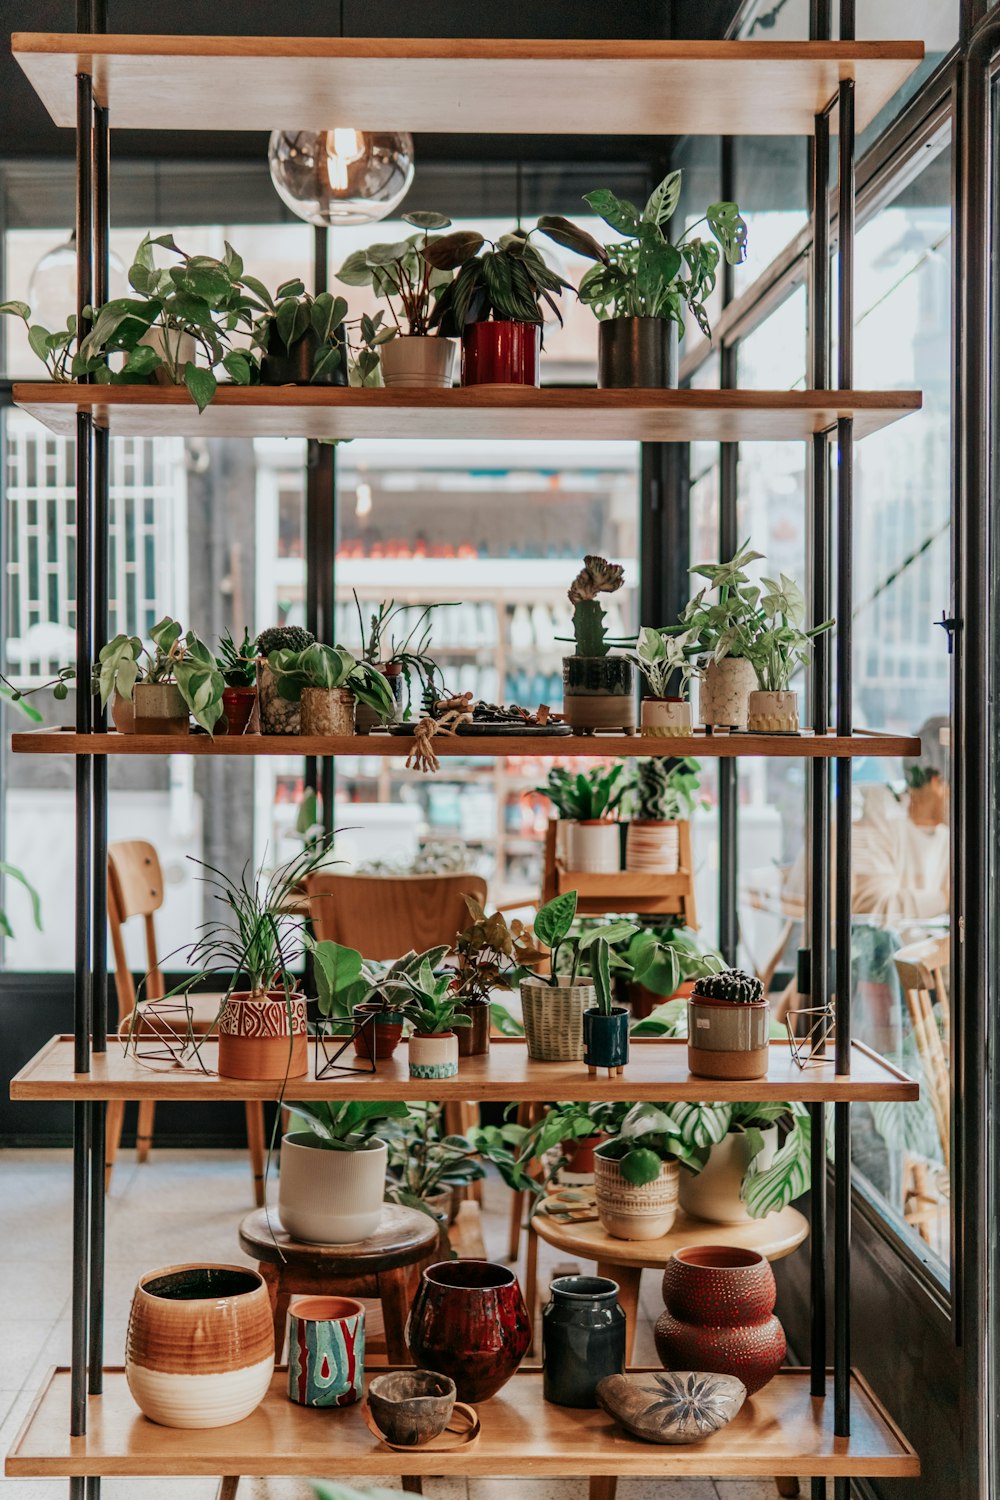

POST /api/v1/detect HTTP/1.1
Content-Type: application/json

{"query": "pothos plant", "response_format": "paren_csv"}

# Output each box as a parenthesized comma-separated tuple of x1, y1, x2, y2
(250, 280, 391, 385)
(751, 572, 833, 693)
(336, 211, 456, 337)
(427, 216, 606, 331)
(265, 642, 397, 720)
(578, 169, 748, 339)
(628, 624, 697, 699)
(91, 618, 225, 735)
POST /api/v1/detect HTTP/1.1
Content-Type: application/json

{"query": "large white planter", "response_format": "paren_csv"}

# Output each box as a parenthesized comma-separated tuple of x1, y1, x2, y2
(699, 657, 758, 730)
(747, 689, 799, 733)
(278, 1132, 387, 1244)
(679, 1125, 779, 1224)
(640, 699, 692, 737)
(380, 335, 456, 388)
(566, 820, 620, 873)
(625, 821, 680, 873)
(408, 1031, 459, 1079)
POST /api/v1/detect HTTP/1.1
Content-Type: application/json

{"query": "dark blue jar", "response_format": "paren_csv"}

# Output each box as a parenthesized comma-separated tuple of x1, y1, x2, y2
(542, 1274, 626, 1407)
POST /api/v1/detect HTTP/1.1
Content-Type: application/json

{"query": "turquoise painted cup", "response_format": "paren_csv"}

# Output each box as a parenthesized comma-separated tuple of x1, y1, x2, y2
(287, 1295, 365, 1407)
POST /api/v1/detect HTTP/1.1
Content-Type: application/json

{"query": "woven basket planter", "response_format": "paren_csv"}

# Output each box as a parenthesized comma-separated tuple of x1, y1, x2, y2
(594, 1151, 680, 1240)
(520, 978, 593, 1062)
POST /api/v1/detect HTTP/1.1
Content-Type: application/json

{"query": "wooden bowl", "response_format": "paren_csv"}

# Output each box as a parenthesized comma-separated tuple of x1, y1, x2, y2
(367, 1370, 456, 1446)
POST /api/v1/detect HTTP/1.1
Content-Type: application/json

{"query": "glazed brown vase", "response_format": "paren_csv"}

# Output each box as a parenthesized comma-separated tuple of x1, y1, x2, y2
(654, 1245, 786, 1396)
(456, 1000, 491, 1057)
(407, 1260, 531, 1402)
(217, 989, 308, 1080)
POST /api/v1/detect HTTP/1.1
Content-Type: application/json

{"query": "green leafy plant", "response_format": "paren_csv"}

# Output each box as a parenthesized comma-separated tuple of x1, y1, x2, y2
(466, 1116, 551, 1197)
(452, 897, 526, 1005)
(216, 628, 257, 689)
(0, 302, 159, 384)
(664, 1099, 812, 1219)
(537, 763, 627, 821)
(382, 1101, 486, 1215)
(566, 555, 631, 657)
(623, 924, 724, 1010)
(0, 662, 76, 721)
(578, 169, 748, 339)
(629, 624, 697, 698)
(528, 890, 639, 987)
(428, 216, 605, 331)
(672, 540, 768, 668)
(309, 939, 451, 1022)
(93, 634, 143, 707)
(266, 642, 397, 719)
(336, 211, 457, 336)
(595, 1101, 687, 1185)
(0, 860, 42, 941)
(399, 956, 473, 1035)
(625, 757, 702, 823)
(752, 573, 833, 693)
(250, 280, 351, 382)
(283, 1099, 410, 1152)
(352, 595, 453, 716)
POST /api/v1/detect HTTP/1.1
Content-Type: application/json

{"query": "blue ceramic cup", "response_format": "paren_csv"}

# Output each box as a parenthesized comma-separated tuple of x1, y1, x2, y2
(287, 1295, 365, 1407)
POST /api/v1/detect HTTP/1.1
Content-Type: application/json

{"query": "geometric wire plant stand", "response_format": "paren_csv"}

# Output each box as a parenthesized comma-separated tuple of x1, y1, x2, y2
(314, 1012, 378, 1078)
(785, 1002, 836, 1069)
(119, 998, 210, 1073)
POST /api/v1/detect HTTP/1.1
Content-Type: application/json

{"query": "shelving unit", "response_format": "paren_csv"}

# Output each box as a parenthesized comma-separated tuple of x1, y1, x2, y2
(6, 21, 924, 1498)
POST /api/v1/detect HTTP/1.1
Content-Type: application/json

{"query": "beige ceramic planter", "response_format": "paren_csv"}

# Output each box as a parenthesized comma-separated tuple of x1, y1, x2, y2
(300, 686, 355, 736)
(278, 1132, 388, 1244)
(594, 1151, 680, 1240)
(625, 820, 680, 874)
(408, 1031, 460, 1079)
(679, 1125, 779, 1224)
(566, 819, 621, 873)
(380, 335, 457, 388)
(640, 698, 692, 737)
(257, 661, 300, 734)
(132, 682, 188, 736)
(747, 689, 799, 733)
(687, 995, 770, 1080)
(698, 657, 757, 730)
(140, 328, 198, 385)
(520, 977, 593, 1062)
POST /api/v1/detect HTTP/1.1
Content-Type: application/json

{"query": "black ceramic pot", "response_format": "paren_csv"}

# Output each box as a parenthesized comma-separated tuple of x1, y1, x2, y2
(583, 1007, 630, 1070)
(542, 1275, 626, 1407)
(261, 323, 348, 386)
(562, 656, 634, 696)
(597, 317, 678, 389)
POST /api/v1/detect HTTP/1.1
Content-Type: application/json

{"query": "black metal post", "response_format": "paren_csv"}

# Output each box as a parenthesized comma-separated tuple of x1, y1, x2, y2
(717, 136, 739, 968)
(305, 226, 338, 838)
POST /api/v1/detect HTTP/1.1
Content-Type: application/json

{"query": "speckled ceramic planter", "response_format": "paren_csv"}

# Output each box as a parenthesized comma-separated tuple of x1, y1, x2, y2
(257, 661, 300, 734)
(747, 689, 800, 733)
(300, 686, 355, 737)
(408, 1031, 459, 1079)
(654, 1246, 786, 1395)
(132, 682, 188, 737)
(520, 978, 593, 1062)
(687, 995, 770, 1081)
(698, 657, 757, 731)
(640, 698, 692, 737)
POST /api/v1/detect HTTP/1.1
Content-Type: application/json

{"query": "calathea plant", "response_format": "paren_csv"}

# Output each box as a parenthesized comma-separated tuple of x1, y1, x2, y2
(336, 212, 456, 336)
(665, 1099, 812, 1219)
(427, 217, 605, 331)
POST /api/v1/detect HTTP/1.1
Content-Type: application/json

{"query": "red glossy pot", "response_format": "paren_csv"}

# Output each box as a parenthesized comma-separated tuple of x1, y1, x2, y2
(406, 1260, 531, 1402)
(461, 320, 540, 386)
(219, 686, 257, 736)
(654, 1245, 785, 1395)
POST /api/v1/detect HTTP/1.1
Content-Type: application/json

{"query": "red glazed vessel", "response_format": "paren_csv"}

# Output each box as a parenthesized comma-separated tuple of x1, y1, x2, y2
(462, 320, 540, 386)
(219, 686, 257, 736)
(654, 1245, 786, 1396)
(406, 1259, 531, 1402)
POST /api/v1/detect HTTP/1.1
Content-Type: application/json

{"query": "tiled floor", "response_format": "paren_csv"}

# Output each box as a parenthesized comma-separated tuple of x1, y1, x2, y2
(0, 1148, 814, 1499)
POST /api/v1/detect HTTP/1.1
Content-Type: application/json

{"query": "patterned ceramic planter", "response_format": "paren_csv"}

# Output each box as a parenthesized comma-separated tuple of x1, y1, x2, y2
(687, 995, 770, 1081)
(543, 1275, 626, 1408)
(381, 335, 457, 388)
(625, 820, 680, 874)
(566, 819, 621, 873)
(278, 1132, 387, 1244)
(406, 1259, 532, 1402)
(562, 656, 636, 733)
(257, 660, 300, 734)
(679, 1126, 779, 1225)
(408, 1030, 459, 1079)
(287, 1295, 365, 1407)
(462, 320, 540, 387)
(133, 682, 189, 737)
(654, 1245, 786, 1395)
(126, 1263, 274, 1428)
(520, 978, 593, 1062)
(640, 698, 692, 737)
(747, 689, 800, 733)
(300, 686, 355, 736)
(594, 1148, 679, 1240)
(583, 1007, 630, 1072)
(217, 989, 308, 1081)
(698, 657, 757, 731)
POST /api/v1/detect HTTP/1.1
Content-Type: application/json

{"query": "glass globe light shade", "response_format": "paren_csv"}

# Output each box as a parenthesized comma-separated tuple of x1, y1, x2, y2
(27, 233, 128, 332)
(267, 129, 415, 227)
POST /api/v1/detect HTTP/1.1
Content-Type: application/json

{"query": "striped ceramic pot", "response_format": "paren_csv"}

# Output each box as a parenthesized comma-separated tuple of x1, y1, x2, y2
(278, 1132, 387, 1244)
(217, 989, 308, 1081)
(625, 820, 680, 873)
(408, 1030, 459, 1079)
(594, 1148, 680, 1240)
(126, 1264, 274, 1428)
(287, 1295, 365, 1407)
(640, 698, 692, 737)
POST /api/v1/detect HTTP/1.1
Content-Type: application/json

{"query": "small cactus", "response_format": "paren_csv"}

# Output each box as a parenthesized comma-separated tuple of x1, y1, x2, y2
(254, 625, 315, 658)
(692, 968, 764, 1005)
(568, 555, 625, 658)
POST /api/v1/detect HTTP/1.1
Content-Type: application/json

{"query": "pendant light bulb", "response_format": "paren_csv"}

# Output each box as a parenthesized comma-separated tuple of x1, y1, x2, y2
(268, 129, 415, 227)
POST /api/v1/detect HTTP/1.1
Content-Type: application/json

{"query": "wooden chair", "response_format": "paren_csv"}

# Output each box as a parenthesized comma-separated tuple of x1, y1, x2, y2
(105, 840, 267, 1205)
(893, 935, 951, 1245)
(303, 869, 488, 957)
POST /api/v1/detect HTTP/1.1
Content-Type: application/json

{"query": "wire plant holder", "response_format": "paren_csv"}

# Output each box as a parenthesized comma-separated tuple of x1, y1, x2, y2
(785, 1002, 836, 1069)
(120, 998, 210, 1073)
(314, 1012, 378, 1077)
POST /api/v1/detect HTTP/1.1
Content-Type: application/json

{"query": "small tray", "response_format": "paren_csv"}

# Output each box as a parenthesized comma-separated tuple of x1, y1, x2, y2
(363, 1400, 481, 1452)
(385, 721, 572, 737)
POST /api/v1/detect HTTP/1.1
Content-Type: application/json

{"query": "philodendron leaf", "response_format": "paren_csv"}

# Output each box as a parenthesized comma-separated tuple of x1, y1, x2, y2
(533, 890, 578, 949)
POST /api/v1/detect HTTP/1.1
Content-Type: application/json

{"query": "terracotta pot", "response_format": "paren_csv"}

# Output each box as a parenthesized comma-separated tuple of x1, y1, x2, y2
(218, 685, 257, 736)
(278, 1132, 387, 1244)
(300, 686, 355, 736)
(654, 1245, 786, 1395)
(288, 1295, 364, 1407)
(352, 1003, 405, 1059)
(561, 1133, 606, 1177)
(257, 660, 300, 735)
(520, 977, 593, 1062)
(456, 1000, 491, 1057)
(461, 320, 540, 387)
(583, 1006, 630, 1071)
(625, 820, 680, 873)
(125, 1263, 274, 1428)
(355, 663, 403, 734)
(687, 994, 770, 1081)
(562, 655, 636, 733)
(597, 316, 678, 389)
(408, 1030, 459, 1079)
(406, 1259, 531, 1402)
(423, 1184, 459, 1227)
(747, 689, 800, 733)
(381, 335, 457, 388)
(640, 697, 692, 737)
(679, 1126, 779, 1225)
(594, 1148, 679, 1241)
(217, 989, 308, 1081)
(566, 819, 621, 873)
(132, 682, 188, 737)
(698, 657, 757, 731)
(111, 693, 135, 734)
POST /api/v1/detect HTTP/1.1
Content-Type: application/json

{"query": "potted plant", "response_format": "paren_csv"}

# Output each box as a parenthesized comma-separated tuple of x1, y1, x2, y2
(667, 1100, 811, 1225)
(582, 936, 630, 1075)
(672, 542, 767, 731)
(399, 956, 472, 1079)
(115, 617, 224, 738)
(427, 216, 605, 386)
(382, 1101, 486, 1228)
(451, 899, 526, 1057)
(747, 572, 833, 733)
(578, 170, 748, 387)
(253, 625, 315, 733)
(265, 642, 396, 736)
(537, 763, 627, 873)
(215, 628, 258, 735)
(623, 756, 701, 873)
(0, 299, 162, 386)
(561, 556, 635, 733)
(310, 940, 446, 1061)
(593, 1102, 684, 1240)
(629, 625, 696, 736)
(251, 281, 351, 385)
(687, 967, 769, 1081)
(351, 594, 450, 732)
(514, 1100, 621, 1182)
(336, 211, 459, 388)
(92, 633, 143, 733)
(518, 891, 638, 1063)
(279, 1099, 410, 1244)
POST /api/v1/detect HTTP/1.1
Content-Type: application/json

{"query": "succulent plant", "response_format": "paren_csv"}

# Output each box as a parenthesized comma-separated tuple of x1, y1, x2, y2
(254, 625, 315, 659)
(691, 968, 764, 1005)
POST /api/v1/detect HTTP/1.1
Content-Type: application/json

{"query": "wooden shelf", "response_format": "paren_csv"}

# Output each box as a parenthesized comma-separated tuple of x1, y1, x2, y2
(5, 1366, 918, 1480)
(10, 728, 922, 759)
(12, 384, 922, 443)
(533, 1203, 810, 1267)
(11, 1036, 918, 1104)
(13, 35, 924, 137)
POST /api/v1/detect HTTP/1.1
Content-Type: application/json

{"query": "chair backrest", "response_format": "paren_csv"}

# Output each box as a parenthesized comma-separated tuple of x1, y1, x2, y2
(304, 871, 488, 960)
(107, 840, 166, 1023)
(893, 934, 950, 1167)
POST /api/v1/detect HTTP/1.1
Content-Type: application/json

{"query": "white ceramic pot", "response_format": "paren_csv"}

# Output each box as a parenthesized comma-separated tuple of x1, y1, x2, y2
(640, 699, 692, 737)
(594, 1151, 680, 1240)
(566, 820, 621, 873)
(625, 821, 680, 874)
(278, 1132, 387, 1244)
(554, 819, 572, 866)
(140, 327, 198, 385)
(747, 689, 799, 733)
(380, 335, 457, 388)
(679, 1125, 779, 1224)
(408, 1031, 459, 1079)
(699, 657, 758, 730)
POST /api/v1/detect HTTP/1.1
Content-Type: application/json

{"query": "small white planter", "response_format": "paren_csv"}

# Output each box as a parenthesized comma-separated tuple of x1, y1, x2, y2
(640, 699, 692, 737)
(140, 327, 198, 385)
(625, 821, 680, 874)
(699, 657, 758, 730)
(408, 1031, 459, 1079)
(278, 1132, 387, 1244)
(566, 819, 620, 873)
(679, 1125, 779, 1224)
(747, 689, 799, 733)
(380, 335, 457, 388)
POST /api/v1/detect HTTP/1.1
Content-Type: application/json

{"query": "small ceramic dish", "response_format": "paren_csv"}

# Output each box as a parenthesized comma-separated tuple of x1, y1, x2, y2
(367, 1370, 457, 1447)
